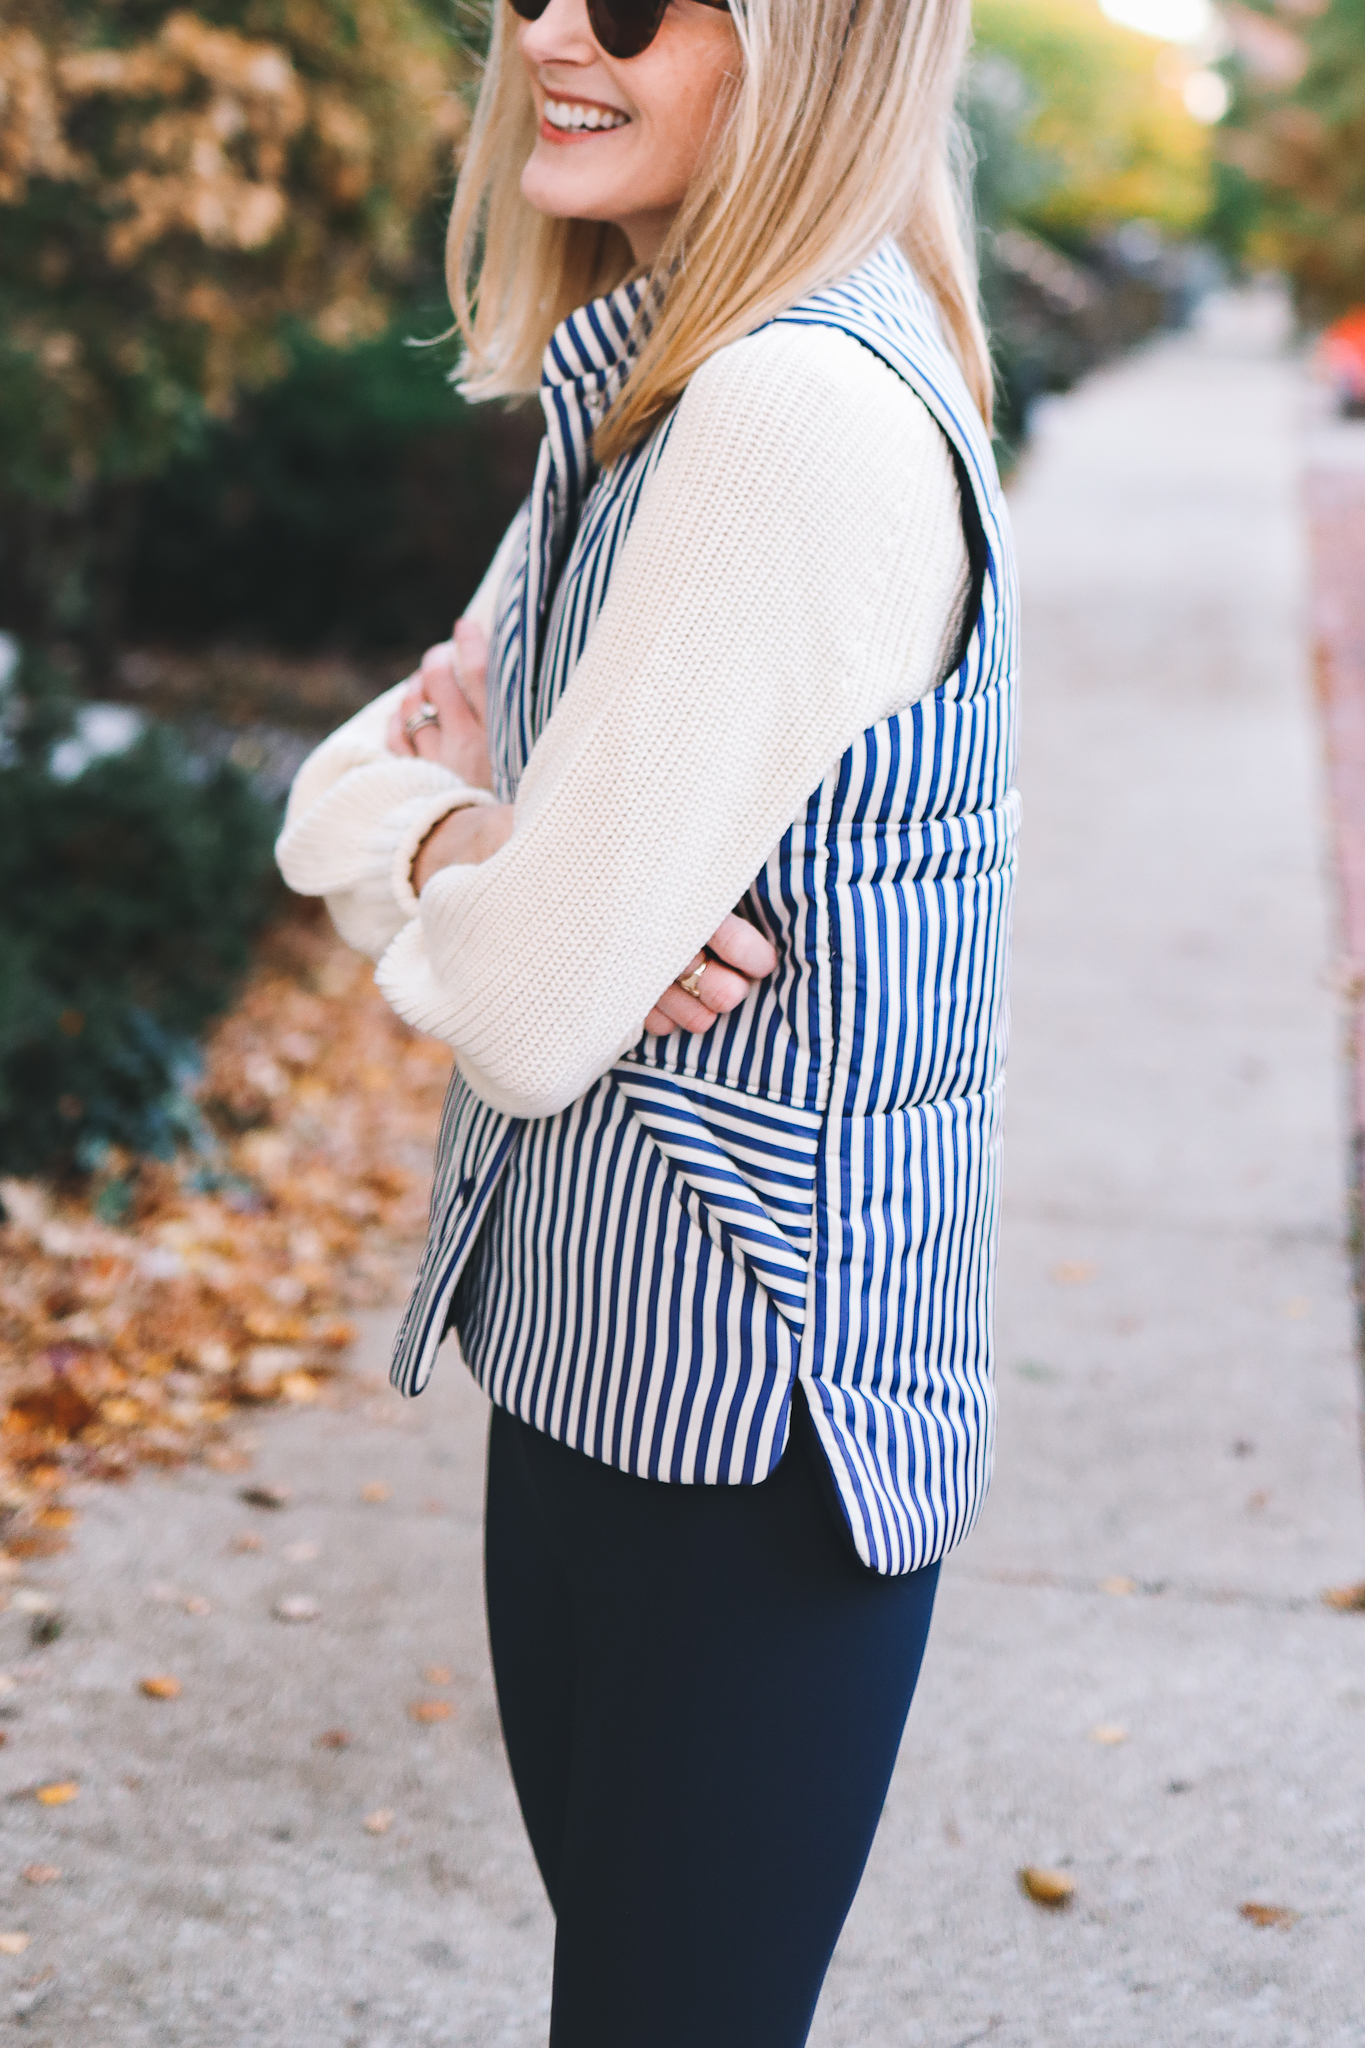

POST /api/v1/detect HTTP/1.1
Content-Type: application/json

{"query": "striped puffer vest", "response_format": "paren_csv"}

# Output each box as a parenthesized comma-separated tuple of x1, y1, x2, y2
(392, 243, 1020, 1575)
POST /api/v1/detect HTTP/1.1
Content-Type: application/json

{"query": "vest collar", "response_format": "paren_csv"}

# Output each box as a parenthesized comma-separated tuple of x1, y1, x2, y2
(540, 276, 647, 431)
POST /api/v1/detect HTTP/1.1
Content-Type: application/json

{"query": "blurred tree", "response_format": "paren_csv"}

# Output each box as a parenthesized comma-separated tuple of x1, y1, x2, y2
(966, 0, 1217, 454)
(1218, 0, 1365, 321)
(973, 0, 1213, 241)
(0, 0, 468, 678)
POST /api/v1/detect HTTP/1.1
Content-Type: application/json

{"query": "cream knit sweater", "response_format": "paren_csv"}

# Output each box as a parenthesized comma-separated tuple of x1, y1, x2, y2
(277, 322, 969, 1120)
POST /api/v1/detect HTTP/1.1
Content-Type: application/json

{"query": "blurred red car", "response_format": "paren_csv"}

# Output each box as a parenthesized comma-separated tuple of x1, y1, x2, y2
(1320, 308, 1365, 415)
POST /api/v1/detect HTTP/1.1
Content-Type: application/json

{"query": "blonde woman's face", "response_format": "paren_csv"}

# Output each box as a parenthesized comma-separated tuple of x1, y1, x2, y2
(517, 0, 739, 266)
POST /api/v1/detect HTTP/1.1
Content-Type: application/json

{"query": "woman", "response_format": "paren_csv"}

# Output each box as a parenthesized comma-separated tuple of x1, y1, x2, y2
(278, 0, 1018, 2039)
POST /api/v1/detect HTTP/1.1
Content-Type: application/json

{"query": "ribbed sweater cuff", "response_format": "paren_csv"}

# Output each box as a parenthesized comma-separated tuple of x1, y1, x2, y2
(389, 785, 496, 922)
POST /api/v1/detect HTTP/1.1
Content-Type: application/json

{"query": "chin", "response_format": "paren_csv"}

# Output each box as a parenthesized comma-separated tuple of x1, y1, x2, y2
(522, 162, 616, 223)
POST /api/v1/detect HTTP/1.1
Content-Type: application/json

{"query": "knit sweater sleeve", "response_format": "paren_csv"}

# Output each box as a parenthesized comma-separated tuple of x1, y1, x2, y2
(273, 515, 524, 960)
(377, 322, 970, 1117)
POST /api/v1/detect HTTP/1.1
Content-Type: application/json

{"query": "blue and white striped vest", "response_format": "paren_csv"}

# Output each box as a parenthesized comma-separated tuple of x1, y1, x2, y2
(393, 243, 1020, 1575)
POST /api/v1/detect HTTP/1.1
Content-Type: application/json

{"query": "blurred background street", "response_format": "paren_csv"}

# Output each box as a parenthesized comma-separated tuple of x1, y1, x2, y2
(3, 0, 1365, 2042)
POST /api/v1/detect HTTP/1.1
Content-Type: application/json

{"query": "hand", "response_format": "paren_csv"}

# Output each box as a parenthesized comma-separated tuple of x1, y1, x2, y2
(644, 912, 778, 1038)
(412, 802, 515, 895)
(387, 619, 493, 791)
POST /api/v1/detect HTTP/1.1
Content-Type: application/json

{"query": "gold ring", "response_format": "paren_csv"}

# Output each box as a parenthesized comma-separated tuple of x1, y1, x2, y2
(404, 702, 440, 740)
(676, 957, 706, 999)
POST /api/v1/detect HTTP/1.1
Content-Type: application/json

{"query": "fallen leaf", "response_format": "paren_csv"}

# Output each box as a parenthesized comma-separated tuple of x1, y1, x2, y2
(29, 1611, 64, 1646)
(240, 1485, 290, 1511)
(34, 1783, 78, 1806)
(280, 1372, 322, 1405)
(6, 1535, 68, 1562)
(1098, 1576, 1137, 1597)
(1050, 1261, 1095, 1285)
(315, 1729, 352, 1749)
(6, 1384, 97, 1438)
(20, 1867, 58, 1886)
(140, 1675, 182, 1700)
(183, 1595, 212, 1616)
(408, 1700, 453, 1724)
(363, 1808, 393, 1835)
(1089, 1724, 1128, 1746)
(0, 1934, 30, 1956)
(1240, 1902, 1298, 1929)
(274, 1594, 320, 1623)
(1019, 1866, 1075, 1909)
(1322, 1581, 1365, 1613)
(360, 1481, 390, 1504)
(35, 1508, 76, 1531)
(423, 1665, 452, 1686)
(228, 1532, 264, 1554)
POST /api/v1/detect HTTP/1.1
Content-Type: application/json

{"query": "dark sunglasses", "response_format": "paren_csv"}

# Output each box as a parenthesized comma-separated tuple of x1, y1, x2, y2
(509, 0, 729, 61)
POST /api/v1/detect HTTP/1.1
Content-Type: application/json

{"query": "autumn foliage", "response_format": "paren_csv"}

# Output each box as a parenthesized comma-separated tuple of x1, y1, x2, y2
(0, 907, 451, 1549)
(0, 0, 467, 503)
(1220, 0, 1365, 322)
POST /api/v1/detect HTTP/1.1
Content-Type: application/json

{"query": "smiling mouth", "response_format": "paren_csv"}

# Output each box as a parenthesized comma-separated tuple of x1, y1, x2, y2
(542, 97, 629, 132)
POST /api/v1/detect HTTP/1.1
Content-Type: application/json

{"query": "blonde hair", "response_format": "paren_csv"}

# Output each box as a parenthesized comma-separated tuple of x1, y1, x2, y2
(447, 0, 991, 462)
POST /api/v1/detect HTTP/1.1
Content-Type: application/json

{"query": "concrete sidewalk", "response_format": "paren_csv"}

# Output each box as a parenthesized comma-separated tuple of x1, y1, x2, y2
(3, 294, 1363, 2046)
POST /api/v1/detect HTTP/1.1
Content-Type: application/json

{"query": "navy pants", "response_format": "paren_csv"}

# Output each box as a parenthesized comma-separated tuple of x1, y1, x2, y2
(484, 1398, 939, 2048)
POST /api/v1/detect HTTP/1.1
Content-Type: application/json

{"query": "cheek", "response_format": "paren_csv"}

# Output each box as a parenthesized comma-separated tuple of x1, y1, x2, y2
(629, 62, 726, 200)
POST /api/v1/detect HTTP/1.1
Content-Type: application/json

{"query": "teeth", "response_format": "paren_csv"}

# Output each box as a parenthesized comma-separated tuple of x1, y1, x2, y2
(544, 98, 627, 132)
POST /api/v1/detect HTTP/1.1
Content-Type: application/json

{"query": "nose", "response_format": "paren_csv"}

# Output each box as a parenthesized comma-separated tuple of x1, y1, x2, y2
(517, 0, 600, 66)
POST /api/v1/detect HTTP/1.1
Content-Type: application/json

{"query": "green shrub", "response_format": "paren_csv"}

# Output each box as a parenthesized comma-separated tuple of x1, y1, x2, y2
(122, 311, 541, 655)
(0, 649, 280, 1176)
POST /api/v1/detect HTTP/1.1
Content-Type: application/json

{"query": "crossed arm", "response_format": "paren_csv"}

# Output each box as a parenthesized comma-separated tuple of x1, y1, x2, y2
(277, 322, 969, 1119)
(386, 622, 776, 1041)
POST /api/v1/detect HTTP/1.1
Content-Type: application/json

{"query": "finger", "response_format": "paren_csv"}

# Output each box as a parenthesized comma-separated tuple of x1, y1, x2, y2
(704, 911, 778, 980)
(421, 661, 482, 744)
(419, 641, 457, 689)
(453, 618, 489, 724)
(692, 958, 752, 1015)
(644, 1004, 675, 1037)
(651, 983, 724, 1036)
(388, 682, 428, 757)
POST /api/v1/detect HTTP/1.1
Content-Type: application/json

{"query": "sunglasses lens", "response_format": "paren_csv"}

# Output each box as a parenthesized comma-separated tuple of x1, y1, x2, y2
(587, 0, 668, 56)
(506, 0, 551, 17)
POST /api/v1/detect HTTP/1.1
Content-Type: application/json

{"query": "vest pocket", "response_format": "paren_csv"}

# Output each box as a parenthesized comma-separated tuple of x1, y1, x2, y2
(612, 1067, 820, 1332)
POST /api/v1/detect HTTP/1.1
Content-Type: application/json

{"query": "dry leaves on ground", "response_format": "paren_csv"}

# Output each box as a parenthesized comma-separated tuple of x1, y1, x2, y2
(408, 1699, 453, 1724)
(1240, 1902, 1298, 1929)
(32, 1783, 78, 1807)
(0, 907, 451, 1561)
(1019, 1865, 1076, 1909)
